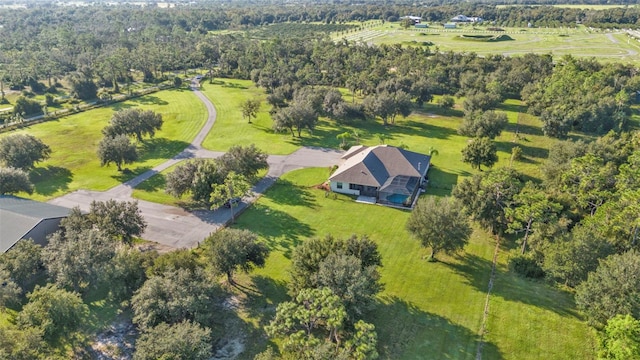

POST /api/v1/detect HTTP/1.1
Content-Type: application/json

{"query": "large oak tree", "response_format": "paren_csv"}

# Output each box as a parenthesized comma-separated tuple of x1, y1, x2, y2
(406, 196, 472, 261)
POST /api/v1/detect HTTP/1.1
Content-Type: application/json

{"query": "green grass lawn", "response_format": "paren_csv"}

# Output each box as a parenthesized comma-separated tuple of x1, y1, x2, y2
(131, 161, 185, 206)
(134, 96, 561, 202)
(197, 78, 556, 189)
(227, 168, 595, 359)
(199, 79, 302, 155)
(340, 25, 640, 64)
(0, 88, 206, 201)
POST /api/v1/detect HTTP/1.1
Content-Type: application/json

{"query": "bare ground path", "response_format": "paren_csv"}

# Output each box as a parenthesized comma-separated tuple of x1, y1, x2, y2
(49, 82, 343, 248)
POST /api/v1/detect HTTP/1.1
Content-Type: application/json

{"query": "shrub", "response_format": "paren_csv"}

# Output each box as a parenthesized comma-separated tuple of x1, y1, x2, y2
(437, 95, 455, 110)
(508, 253, 545, 279)
(27, 78, 45, 94)
(45, 94, 56, 106)
(13, 96, 42, 116)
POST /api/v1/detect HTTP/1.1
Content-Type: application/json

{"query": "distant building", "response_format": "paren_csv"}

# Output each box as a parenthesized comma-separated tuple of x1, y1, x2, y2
(0, 195, 72, 253)
(400, 15, 422, 24)
(415, 23, 428, 29)
(451, 15, 483, 23)
(444, 23, 457, 29)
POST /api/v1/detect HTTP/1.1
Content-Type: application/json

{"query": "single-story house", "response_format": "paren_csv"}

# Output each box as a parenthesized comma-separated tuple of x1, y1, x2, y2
(329, 145, 431, 208)
(415, 23, 428, 29)
(0, 195, 72, 253)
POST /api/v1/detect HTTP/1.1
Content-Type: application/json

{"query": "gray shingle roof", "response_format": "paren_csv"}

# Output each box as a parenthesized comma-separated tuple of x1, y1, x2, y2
(0, 195, 71, 253)
(329, 145, 431, 187)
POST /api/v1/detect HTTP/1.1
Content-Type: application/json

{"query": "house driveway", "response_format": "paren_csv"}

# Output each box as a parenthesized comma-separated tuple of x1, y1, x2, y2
(48, 83, 343, 249)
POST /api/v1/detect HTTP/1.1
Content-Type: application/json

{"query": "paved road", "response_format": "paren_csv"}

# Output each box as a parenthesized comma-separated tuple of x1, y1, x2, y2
(49, 84, 343, 249)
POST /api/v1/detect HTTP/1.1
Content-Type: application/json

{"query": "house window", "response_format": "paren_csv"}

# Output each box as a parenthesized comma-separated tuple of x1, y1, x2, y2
(336, 182, 343, 189)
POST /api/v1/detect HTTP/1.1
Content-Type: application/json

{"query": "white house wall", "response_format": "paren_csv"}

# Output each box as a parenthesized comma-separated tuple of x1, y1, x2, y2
(330, 181, 360, 195)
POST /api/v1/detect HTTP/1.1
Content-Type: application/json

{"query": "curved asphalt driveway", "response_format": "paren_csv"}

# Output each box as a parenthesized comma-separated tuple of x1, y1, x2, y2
(48, 83, 343, 249)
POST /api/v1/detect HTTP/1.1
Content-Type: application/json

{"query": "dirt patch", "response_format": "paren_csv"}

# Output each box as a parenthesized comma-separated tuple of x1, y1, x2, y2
(314, 182, 331, 191)
(90, 320, 138, 360)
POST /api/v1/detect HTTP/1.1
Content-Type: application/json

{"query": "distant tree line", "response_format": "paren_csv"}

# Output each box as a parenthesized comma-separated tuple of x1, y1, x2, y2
(1, 2, 640, 100)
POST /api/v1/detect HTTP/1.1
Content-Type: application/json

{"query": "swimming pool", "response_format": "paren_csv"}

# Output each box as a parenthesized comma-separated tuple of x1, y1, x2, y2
(386, 194, 409, 204)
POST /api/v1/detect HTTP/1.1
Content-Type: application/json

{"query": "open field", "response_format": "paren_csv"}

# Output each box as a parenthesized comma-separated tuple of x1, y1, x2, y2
(0, 88, 206, 201)
(138, 93, 566, 202)
(198, 79, 563, 191)
(338, 24, 640, 63)
(225, 168, 596, 359)
(199, 79, 300, 155)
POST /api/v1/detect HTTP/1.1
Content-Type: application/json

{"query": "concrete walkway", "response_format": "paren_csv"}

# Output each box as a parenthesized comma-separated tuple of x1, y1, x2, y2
(49, 83, 343, 249)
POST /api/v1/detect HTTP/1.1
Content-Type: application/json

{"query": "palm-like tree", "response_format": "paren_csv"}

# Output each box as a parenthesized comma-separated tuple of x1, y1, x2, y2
(337, 132, 351, 148)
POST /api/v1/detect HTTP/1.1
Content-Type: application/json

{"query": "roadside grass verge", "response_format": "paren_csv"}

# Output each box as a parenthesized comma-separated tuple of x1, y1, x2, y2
(228, 168, 595, 359)
(0, 88, 206, 201)
(131, 162, 183, 206)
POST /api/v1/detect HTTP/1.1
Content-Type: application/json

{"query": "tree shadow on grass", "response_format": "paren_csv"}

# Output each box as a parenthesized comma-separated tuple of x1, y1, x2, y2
(221, 81, 249, 90)
(128, 95, 169, 106)
(110, 166, 152, 183)
(505, 122, 544, 138)
(239, 204, 313, 259)
(231, 275, 289, 359)
(109, 101, 136, 111)
(386, 119, 458, 140)
(374, 295, 503, 359)
(134, 172, 166, 193)
(496, 101, 528, 115)
(421, 103, 465, 118)
(139, 138, 190, 161)
(30, 165, 72, 196)
(263, 179, 315, 208)
(495, 140, 549, 161)
(426, 166, 468, 194)
(283, 126, 344, 149)
(242, 275, 289, 329)
(446, 252, 580, 318)
(280, 116, 457, 149)
(83, 286, 123, 333)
